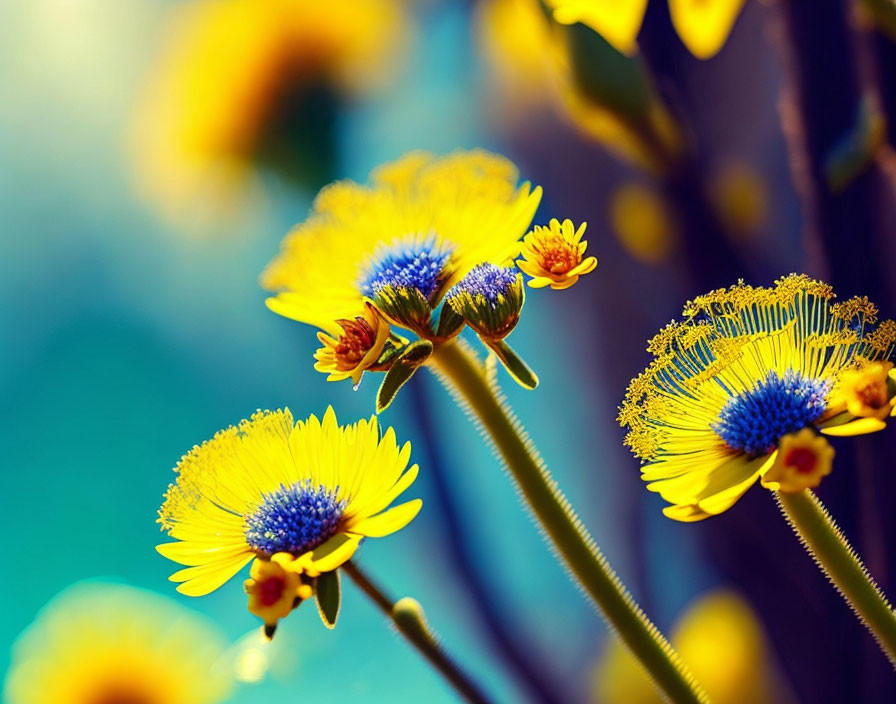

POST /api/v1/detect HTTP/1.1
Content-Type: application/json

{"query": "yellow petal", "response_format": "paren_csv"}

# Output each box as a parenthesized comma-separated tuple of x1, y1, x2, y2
(309, 533, 362, 572)
(551, 0, 649, 56)
(662, 504, 712, 522)
(171, 554, 254, 597)
(350, 499, 422, 537)
(821, 417, 887, 437)
(668, 0, 746, 60)
(156, 541, 250, 567)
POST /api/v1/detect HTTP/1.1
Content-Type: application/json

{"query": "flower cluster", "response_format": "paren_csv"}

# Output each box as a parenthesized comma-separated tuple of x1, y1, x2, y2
(262, 149, 596, 400)
(620, 275, 896, 521)
(157, 407, 421, 635)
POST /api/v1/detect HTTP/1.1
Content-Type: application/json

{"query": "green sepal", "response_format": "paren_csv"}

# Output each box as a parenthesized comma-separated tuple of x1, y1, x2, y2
(315, 570, 341, 629)
(376, 340, 434, 412)
(434, 302, 465, 340)
(372, 285, 434, 337)
(373, 333, 411, 369)
(485, 339, 538, 390)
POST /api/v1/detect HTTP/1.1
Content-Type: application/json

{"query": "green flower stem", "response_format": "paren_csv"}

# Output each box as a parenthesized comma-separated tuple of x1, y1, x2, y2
(342, 561, 495, 704)
(776, 489, 896, 666)
(429, 340, 707, 704)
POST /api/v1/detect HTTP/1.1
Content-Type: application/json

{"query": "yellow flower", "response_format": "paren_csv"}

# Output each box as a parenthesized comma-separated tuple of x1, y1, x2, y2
(4, 581, 231, 704)
(609, 182, 678, 265)
(549, 0, 747, 60)
(130, 0, 408, 229)
(834, 361, 895, 420)
(157, 407, 421, 608)
(262, 149, 542, 336)
(244, 554, 314, 631)
(594, 590, 773, 704)
(313, 302, 392, 387)
(517, 218, 597, 289)
(760, 428, 835, 493)
(620, 275, 896, 521)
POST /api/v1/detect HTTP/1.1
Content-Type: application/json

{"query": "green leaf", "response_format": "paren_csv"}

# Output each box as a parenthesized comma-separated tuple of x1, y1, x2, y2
(485, 339, 538, 390)
(376, 340, 434, 412)
(315, 570, 341, 629)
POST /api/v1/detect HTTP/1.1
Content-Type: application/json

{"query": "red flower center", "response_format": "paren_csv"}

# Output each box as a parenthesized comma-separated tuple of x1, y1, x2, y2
(334, 316, 377, 367)
(259, 576, 287, 606)
(784, 447, 817, 474)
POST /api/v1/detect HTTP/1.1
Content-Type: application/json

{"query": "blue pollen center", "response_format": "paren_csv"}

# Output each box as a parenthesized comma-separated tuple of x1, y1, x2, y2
(712, 370, 831, 457)
(245, 482, 346, 557)
(449, 263, 518, 305)
(360, 238, 452, 301)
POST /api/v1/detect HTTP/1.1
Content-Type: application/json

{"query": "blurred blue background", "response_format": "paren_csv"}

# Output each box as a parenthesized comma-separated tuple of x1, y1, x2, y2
(3, 0, 896, 702)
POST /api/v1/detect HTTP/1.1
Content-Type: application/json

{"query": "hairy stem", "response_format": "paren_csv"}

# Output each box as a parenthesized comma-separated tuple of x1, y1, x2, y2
(776, 489, 896, 667)
(342, 561, 495, 704)
(429, 339, 707, 704)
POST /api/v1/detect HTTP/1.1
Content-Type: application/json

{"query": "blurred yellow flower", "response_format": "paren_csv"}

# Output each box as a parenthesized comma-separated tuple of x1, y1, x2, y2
(130, 0, 408, 229)
(549, 0, 747, 59)
(4, 581, 231, 704)
(609, 182, 677, 265)
(594, 590, 773, 704)
(710, 161, 769, 239)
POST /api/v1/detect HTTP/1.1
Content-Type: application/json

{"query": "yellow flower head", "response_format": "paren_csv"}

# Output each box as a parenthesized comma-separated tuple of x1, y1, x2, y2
(620, 275, 896, 521)
(157, 407, 421, 602)
(314, 302, 392, 387)
(549, 0, 746, 60)
(518, 218, 597, 290)
(262, 149, 542, 339)
(760, 428, 835, 493)
(4, 582, 231, 704)
(131, 0, 408, 228)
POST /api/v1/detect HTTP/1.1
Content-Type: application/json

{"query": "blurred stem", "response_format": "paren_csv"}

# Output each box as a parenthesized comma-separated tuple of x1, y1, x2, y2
(342, 561, 494, 704)
(409, 377, 565, 704)
(775, 489, 896, 666)
(429, 340, 708, 704)
(775, 0, 889, 299)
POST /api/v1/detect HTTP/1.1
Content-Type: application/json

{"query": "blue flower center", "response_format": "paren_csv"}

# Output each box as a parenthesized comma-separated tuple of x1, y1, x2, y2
(245, 482, 346, 557)
(448, 263, 518, 306)
(713, 370, 831, 456)
(360, 237, 452, 301)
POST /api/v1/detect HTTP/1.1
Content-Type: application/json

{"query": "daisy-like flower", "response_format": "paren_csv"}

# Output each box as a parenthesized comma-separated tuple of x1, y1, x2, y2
(620, 275, 896, 521)
(313, 302, 392, 387)
(549, 0, 747, 60)
(262, 149, 542, 362)
(130, 0, 408, 229)
(4, 581, 231, 704)
(157, 407, 421, 632)
(518, 218, 597, 290)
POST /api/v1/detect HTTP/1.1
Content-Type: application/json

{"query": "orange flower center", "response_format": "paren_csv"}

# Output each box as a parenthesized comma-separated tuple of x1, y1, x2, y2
(334, 316, 377, 367)
(784, 447, 817, 474)
(536, 236, 579, 275)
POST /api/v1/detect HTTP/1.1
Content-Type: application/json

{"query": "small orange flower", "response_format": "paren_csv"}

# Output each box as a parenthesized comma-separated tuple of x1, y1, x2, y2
(517, 218, 597, 290)
(761, 429, 835, 493)
(313, 302, 391, 386)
